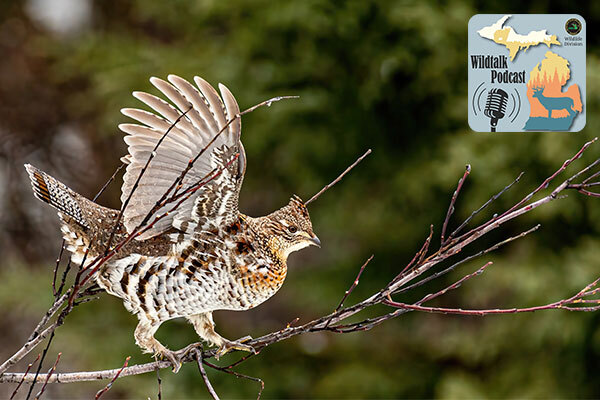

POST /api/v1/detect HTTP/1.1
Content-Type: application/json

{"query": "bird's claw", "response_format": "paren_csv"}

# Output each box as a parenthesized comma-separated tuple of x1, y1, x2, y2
(215, 336, 256, 360)
(156, 349, 182, 374)
(157, 336, 256, 366)
(173, 342, 203, 360)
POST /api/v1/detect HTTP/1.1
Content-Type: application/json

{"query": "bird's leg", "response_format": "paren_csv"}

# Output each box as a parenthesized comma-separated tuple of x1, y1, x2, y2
(187, 312, 255, 359)
(134, 319, 182, 373)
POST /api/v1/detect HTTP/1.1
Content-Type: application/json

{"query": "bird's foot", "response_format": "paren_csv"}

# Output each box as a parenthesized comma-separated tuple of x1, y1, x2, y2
(154, 348, 183, 373)
(173, 342, 203, 361)
(215, 336, 255, 360)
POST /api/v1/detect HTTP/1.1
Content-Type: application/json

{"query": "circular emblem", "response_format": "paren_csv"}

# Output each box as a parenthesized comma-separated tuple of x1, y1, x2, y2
(565, 18, 582, 35)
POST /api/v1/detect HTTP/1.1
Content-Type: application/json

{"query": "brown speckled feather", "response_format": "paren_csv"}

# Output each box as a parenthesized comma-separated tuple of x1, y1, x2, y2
(25, 76, 319, 366)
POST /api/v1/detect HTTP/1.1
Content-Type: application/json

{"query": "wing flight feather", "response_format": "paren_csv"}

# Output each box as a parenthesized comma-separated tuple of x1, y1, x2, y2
(119, 75, 245, 240)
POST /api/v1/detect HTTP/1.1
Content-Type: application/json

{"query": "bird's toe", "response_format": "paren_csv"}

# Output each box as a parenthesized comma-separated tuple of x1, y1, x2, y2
(157, 349, 182, 373)
(236, 335, 253, 344)
(174, 342, 203, 360)
(215, 338, 256, 359)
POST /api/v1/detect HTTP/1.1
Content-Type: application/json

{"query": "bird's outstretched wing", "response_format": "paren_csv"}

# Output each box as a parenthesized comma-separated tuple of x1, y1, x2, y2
(119, 75, 246, 240)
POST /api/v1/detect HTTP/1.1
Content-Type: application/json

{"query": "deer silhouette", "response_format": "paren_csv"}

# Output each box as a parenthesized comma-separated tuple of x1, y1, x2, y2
(532, 87, 575, 118)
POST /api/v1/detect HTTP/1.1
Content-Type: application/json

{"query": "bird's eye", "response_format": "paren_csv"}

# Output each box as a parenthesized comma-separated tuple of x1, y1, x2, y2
(288, 226, 297, 233)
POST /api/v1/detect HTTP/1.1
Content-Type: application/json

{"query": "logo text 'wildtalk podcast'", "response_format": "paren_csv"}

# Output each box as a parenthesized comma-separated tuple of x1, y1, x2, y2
(470, 55, 526, 83)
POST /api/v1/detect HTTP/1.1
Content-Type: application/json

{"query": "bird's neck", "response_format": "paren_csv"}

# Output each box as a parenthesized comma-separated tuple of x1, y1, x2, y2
(242, 214, 288, 270)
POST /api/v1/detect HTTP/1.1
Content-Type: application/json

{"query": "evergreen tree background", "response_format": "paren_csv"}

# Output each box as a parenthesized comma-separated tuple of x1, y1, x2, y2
(0, 1, 598, 397)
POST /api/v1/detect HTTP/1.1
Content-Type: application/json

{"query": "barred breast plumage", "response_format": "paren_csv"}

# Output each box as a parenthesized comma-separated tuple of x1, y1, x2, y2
(96, 215, 288, 320)
(25, 75, 320, 371)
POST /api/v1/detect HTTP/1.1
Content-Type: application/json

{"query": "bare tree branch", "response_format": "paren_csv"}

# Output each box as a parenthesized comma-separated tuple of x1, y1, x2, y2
(305, 149, 372, 205)
(334, 255, 374, 312)
(441, 164, 471, 245)
(203, 358, 265, 400)
(154, 357, 162, 400)
(195, 349, 220, 400)
(394, 224, 541, 296)
(399, 225, 433, 276)
(449, 171, 524, 240)
(94, 356, 130, 400)
(324, 255, 374, 329)
(9, 353, 39, 400)
(33, 352, 60, 400)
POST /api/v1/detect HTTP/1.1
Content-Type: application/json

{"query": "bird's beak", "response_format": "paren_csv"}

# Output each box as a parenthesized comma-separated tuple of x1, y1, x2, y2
(309, 235, 321, 248)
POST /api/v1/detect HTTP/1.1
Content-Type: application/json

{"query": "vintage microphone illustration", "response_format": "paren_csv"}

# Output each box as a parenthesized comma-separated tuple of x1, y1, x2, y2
(484, 88, 508, 132)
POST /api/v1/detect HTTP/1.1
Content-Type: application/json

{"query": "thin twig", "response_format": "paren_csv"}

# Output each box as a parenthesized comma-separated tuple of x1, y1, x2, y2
(55, 260, 72, 298)
(93, 163, 126, 202)
(33, 352, 60, 400)
(0, 292, 66, 376)
(156, 365, 162, 400)
(569, 182, 600, 189)
(94, 356, 130, 400)
(398, 225, 433, 277)
(195, 349, 220, 400)
(305, 149, 372, 205)
(204, 359, 265, 400)
(26, 331, 55, 400)
(334, 255, 373, 312)
(456, 137, 597, 244)
(324, 255, 374, 329)
(285, 317, 300, 329)
(51, 243, 65, 297)
(385, 275, 600, 317)
(413, 261, 493, 305)
(382, 299, 589, 315)
(240, 95, 299, 115)
(9, 353, 40, 400)
(394, 224, 541, 296)
(577, 189, 600, 198)
(449, 171, 524, 239)
(559, 158, 600, 189)
(220, 352, 258, 371)
(582, 170, 600, 185)
(441, 165, 470, 245)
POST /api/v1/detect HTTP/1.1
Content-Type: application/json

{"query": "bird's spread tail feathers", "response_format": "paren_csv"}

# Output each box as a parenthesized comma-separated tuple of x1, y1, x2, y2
(24, 164, 90, 228)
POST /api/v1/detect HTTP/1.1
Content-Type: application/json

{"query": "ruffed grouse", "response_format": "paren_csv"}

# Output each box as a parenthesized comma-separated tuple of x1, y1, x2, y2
(25, 75, 320, 371)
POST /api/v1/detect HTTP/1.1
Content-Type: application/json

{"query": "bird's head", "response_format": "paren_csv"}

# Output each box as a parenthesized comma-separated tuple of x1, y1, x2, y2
(265, 195, 320, 261)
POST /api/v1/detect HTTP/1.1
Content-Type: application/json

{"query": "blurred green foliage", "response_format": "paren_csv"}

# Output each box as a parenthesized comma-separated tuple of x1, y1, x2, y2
(1, 0, 599, 398)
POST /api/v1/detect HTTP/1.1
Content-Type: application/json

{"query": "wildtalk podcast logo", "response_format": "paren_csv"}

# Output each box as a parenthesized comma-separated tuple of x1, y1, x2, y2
(468, 14, 586, 132)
